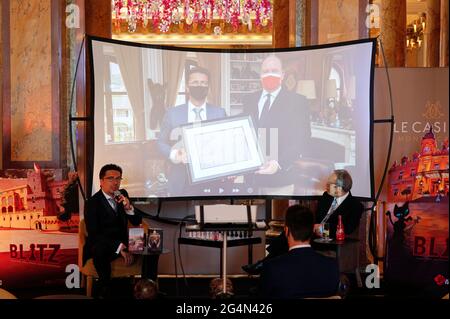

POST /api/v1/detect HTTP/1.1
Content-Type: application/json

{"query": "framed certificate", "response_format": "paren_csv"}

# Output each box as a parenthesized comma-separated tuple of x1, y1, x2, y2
(182, 116, 264, 184)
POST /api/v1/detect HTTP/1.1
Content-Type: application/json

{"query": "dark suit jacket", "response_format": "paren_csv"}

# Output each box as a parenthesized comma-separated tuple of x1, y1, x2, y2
(83, 189, 142, 265)
(242, 89, 311, 188)
(157, 103, 227, 196)
(266, 191, 364, 257)
(315, 191, 364, 238)
(259, 247, 339, 298)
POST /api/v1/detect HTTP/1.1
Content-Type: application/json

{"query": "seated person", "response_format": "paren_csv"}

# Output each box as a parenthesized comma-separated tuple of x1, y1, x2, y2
(259, 205, 340, 298)
(83, 164, 158, 297)
(244, 169, 364, 275)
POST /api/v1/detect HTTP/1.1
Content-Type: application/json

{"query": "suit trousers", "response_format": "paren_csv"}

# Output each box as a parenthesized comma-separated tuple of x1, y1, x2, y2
(92, 240, 120, 287)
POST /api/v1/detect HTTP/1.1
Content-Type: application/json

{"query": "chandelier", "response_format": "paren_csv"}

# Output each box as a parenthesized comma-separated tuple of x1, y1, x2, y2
(406, 13, 426, 50)
(112, 0, 273, 35)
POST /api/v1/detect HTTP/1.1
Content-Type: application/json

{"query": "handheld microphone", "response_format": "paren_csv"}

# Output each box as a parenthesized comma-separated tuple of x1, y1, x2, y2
(113, 190, 122, 202)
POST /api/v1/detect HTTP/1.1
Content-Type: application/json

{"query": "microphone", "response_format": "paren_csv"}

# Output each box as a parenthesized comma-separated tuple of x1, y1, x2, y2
(113, 190, 122, 202)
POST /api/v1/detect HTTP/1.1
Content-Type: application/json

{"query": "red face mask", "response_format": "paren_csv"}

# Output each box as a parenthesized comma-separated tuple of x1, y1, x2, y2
(261, 74, 282, 92)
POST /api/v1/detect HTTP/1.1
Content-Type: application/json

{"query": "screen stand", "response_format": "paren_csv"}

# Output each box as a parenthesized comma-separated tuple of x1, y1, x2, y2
(222, 231, 228, 295)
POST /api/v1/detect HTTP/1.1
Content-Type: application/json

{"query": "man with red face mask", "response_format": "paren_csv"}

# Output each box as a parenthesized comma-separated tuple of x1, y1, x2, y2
(242, 55, 312, 195)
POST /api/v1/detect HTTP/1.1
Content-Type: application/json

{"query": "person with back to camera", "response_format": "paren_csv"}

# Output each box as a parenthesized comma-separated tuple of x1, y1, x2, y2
(243, 169, 364, 275)
(157, 66, 228, 196)
(83, 164, 158, 298)
(259, 205, 340, 298)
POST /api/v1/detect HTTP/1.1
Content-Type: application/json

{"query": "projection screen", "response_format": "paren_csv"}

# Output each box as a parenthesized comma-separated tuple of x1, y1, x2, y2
(89, 37, 375, 200)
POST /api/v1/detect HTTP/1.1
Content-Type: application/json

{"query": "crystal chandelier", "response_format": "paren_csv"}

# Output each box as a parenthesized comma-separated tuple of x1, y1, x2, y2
(112, 0, 273, 35)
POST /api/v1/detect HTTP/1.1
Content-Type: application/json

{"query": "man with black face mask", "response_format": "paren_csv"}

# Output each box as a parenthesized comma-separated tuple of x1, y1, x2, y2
(158, 67, 227, 196)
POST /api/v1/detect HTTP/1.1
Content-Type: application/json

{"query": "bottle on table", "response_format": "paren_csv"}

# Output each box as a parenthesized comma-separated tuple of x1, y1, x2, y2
(336, 215, 345, 241)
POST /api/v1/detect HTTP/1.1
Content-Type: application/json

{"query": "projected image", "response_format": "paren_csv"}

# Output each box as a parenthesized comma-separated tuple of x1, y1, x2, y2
(194, 128, 251, 170)
(91, 38, 374, 199)
(183, 117, 263, 184)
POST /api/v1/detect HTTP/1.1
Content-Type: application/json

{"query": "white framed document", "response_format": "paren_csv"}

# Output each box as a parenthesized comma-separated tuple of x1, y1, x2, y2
(182, 116, 264, 184)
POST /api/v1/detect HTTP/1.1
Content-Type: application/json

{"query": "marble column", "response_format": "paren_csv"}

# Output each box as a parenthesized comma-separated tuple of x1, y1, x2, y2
(425, 0, 440, 67)
(440, 0, 448, 66)
(8, 0, 54, 163)
(380, 0, 406, 67)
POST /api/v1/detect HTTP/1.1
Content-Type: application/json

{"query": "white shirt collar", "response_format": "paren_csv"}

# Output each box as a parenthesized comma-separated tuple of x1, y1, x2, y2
(258, 87, 282, 118)
(262, 86, 282, 101)
(188, 100, 207, 122)
(334, 191, 350, 207)
(102, 190, 114, 200)
(289, 244, 311, 251)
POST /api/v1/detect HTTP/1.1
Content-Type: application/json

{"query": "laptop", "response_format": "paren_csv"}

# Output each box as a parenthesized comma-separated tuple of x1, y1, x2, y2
(194, 204, 258, 229)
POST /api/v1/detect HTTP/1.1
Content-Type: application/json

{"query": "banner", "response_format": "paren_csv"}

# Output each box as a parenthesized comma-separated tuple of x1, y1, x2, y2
(0, 166, 79, 289)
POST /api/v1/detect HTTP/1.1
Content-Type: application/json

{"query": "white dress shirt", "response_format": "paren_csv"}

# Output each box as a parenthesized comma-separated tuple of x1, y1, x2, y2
(187, 100, 207, 123)
(101, 190, 134, 254)
(326, 191, 349, 215)
(257, 86, 282, 119)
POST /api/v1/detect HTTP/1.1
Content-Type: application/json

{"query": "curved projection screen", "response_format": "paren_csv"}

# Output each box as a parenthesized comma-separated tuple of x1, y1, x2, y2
(90, 37, 375, 199)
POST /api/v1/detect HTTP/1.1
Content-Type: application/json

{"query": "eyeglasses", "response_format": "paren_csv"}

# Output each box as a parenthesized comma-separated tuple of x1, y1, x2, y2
(103, 176, 123, 182)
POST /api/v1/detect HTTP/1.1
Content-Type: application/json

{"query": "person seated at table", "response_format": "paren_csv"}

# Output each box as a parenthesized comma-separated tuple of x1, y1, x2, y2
(259, 205, 340, 298)
(83, 164, 158, 298)
(243, 169, 364, 275)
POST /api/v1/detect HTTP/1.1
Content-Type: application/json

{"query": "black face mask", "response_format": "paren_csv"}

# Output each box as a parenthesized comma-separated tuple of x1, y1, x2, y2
(188, 86, 209, 101)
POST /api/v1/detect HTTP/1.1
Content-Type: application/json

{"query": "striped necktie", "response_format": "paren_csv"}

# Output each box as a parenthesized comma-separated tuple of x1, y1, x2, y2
(259, 93, 271, 124)
(321, 197, 338, 224)
(108, 198, 117, 213)
(193, 108, 203, 122)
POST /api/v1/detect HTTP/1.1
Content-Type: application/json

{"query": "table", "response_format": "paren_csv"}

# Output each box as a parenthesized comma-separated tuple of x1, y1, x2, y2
(178, 236, 262, 277)
(131, 248, 170, 280)
(312, 237, 362, 287)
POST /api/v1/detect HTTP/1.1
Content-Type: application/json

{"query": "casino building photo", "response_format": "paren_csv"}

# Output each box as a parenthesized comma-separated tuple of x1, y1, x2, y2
(0, 0, 448, 302)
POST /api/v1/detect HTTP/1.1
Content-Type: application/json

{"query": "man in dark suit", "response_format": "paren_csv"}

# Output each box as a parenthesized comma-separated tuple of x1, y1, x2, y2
(83, 164, 143, 296)
(242, 55, 311, 195)
(314, 169, 365, 238)
(259, 205, 340, 298)
(244, 169, 364, 274)
(157, 67, 227, 196)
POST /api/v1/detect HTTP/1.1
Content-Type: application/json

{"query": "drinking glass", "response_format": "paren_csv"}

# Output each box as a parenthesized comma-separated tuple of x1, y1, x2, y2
(321, 223, 330, 241)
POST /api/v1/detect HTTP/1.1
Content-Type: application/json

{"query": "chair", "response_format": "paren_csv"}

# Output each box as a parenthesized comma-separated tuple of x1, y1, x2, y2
(78, 219, 143, 297)
(0, 288, 18, 299)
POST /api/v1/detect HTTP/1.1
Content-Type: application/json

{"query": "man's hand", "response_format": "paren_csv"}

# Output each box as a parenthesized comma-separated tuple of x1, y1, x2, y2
(170, 148, 188, 164)
(313, 224, 322, 237)
(115, 194, 132, 210)
(120, 248, 134, 266)
(256, 160, 280, 175)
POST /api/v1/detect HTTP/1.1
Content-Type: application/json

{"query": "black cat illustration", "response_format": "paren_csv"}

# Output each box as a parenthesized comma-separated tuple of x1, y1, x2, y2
(386, 202, 420, 242)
